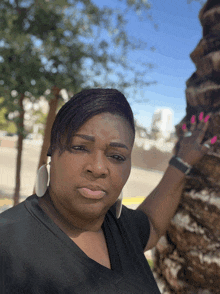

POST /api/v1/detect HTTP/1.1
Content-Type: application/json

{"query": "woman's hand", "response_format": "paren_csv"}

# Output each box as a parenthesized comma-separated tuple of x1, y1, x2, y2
(176, 112, 217, 167)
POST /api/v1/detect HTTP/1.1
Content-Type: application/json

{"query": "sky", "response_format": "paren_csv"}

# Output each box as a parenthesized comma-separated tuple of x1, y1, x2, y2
(91, 0, 204, 131)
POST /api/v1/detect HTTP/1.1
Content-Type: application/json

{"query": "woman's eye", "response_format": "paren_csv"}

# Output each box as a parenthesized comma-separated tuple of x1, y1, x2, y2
(111, 155, 126, 162)
(71, 146, 87, 151)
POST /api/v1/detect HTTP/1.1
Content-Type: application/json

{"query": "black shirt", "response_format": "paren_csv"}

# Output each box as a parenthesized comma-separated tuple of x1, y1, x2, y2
(0, 194, 161, 293)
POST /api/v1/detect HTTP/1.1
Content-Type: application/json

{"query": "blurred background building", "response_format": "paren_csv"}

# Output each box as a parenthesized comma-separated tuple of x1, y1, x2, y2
(151, 108, 173, 140)
(134, 108, 176, 153)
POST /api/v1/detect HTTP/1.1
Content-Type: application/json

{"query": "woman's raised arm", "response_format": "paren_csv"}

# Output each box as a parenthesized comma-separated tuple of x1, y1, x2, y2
(136, 112, 217, 251)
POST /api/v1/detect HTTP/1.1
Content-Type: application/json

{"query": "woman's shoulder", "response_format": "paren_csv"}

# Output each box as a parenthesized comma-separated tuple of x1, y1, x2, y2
(0, 195, 43, 254)
(0, 195, 37, 227)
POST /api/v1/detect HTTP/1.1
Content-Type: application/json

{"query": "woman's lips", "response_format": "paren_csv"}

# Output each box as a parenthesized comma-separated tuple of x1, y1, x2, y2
(78, 188, 106, 199)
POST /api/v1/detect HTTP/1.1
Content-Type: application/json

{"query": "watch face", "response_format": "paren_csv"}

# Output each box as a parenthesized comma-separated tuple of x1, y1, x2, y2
(169, 157, 189, 174)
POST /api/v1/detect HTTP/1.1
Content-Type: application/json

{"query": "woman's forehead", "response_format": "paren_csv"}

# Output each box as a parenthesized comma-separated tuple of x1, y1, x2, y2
(75, 113, 134, 146)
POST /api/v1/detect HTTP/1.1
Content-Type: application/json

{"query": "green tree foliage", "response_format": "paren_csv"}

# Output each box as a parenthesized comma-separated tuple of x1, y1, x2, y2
(0, 0, 156, 111)
(0, 0, 156, 203)
(0, 97, 17, 133)
(0, 97, 7, 129)
(33, 110, 47, 126)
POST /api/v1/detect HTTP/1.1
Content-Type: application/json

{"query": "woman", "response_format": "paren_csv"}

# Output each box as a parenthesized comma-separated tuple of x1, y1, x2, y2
(0, 89, 217, 293)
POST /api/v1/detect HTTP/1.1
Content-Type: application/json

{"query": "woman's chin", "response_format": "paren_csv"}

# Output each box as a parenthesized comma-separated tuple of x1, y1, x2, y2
(69, 201, 110, 220)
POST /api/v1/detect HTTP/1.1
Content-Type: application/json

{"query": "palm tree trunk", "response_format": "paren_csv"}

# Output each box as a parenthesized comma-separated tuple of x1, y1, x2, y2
(13, 93, 25, 206)
(153, 1, 220, 293)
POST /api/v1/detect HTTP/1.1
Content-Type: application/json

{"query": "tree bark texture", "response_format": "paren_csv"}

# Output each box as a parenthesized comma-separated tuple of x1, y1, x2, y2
(13, 93, 25, 206)
(153, 1, 220, 293)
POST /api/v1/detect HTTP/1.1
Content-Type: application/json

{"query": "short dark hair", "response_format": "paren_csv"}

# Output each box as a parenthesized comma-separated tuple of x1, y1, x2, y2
(48, 88, 135, 156)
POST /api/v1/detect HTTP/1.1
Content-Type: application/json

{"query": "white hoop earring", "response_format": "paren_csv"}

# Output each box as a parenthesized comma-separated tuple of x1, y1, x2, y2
(35, 164, 49, 197)
(116, 191, 123, 219)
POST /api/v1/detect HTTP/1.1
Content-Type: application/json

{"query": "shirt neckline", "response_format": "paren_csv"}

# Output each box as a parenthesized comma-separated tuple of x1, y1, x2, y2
(24, 194, 123, 277)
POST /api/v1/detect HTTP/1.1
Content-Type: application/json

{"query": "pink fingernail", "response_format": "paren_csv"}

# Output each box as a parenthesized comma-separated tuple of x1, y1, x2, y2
(199, 112, 204, 121)
(191, 115, 196, 124)
(182, 124, 186, 130)
(211, 136, 217, 144)
(204, 115, 210, 123)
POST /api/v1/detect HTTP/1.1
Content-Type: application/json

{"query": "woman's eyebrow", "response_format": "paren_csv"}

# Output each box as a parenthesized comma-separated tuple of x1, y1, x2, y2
(109, 142, 128, 150)
(73, 134, 128, 150)
(74, 134, 95, 141)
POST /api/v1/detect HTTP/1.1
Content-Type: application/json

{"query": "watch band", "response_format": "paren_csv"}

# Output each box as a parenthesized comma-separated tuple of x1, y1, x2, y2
(169, 156, 192, 175)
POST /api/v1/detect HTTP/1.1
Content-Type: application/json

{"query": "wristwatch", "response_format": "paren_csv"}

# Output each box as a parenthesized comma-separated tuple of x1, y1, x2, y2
(169, 156, 192, 175)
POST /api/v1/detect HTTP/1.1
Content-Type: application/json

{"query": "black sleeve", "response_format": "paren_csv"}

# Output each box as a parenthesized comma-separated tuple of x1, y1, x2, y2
(120, 205, 151, 250)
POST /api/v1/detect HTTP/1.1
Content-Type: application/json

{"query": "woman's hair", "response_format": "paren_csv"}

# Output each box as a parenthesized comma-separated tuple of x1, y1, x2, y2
(48, 88, 135, 156)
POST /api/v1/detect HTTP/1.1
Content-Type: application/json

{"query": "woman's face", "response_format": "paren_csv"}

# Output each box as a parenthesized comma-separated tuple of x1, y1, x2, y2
(49, 113, 134, 220)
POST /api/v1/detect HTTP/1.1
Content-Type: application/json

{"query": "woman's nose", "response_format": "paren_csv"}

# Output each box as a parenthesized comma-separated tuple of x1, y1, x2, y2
(86, 152, 108, 177)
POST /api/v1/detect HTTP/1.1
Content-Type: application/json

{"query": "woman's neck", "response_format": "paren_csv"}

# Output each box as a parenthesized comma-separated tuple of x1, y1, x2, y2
(38, 192, 104, 237)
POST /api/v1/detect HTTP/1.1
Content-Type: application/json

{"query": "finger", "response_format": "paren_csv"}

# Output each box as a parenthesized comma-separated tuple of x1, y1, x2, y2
(181, 123, 191, 137)
(196, 113, 211, 142)
(197, 112, 211, 127)
(182, 123, 188, 133)
(204, 113, 212, 123)
(197, 121, 209, 142)
(198, 111, 204, 122)
(201, 142, 211, 153)
(190, 115, 196, 131)
(197, 111, 205, 127)
(181, 123, 194, 139)
(201, 136, 218, 152)
(197, 112, 209, 128)
(211, 136, 217, 145)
